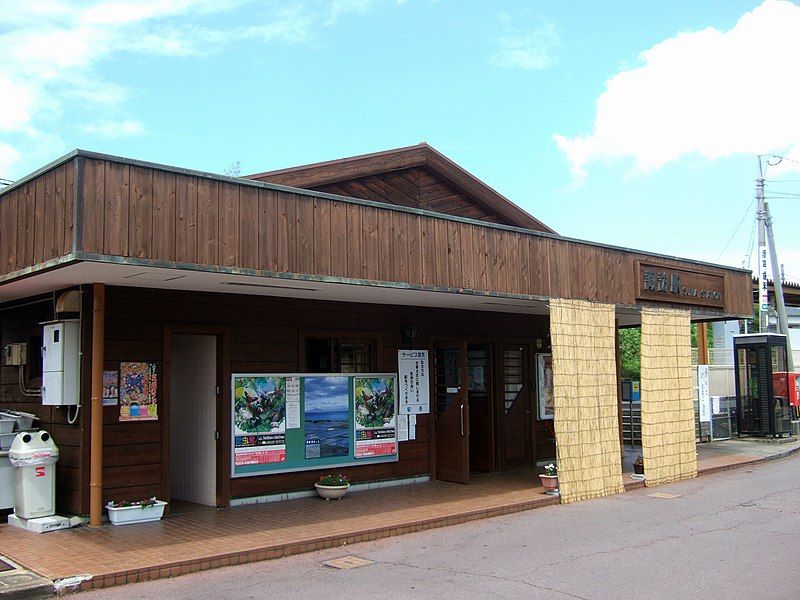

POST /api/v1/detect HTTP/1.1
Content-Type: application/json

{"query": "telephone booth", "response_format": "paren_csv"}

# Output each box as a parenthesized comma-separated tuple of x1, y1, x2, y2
(734, 334, 792, 437)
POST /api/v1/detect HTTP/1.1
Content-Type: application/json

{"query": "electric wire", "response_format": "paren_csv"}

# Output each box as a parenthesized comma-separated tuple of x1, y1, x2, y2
(743, 216, 757, 271)
(715, 198, 755, 262)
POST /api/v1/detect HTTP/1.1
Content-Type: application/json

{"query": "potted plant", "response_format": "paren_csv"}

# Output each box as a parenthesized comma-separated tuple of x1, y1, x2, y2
(633, 455, 645, 476)
(539, 463, 559, 495)
(314, 474, 350, 500)
(106, 497, 167, 525)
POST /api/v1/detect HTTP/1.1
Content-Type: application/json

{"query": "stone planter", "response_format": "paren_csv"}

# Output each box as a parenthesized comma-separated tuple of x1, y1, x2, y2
(106, 500, 167, 525)
(314, 483, 350, 500)
(539, 474, 559, 495)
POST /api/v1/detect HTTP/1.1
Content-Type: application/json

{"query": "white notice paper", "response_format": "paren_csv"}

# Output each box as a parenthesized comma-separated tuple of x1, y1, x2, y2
(286, 376, 301, 429)
(408, 414, 416, 440)
(397, 414, 409, 442)
(398, 350, 430, 414)
(697, 365, 711, 423)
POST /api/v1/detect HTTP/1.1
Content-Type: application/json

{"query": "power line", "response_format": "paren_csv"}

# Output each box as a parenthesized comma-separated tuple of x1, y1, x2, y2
(716, 198, 755, 262)
(743, 216, 757, 270)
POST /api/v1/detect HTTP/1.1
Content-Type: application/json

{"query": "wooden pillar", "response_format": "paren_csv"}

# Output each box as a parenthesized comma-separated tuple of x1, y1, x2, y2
(89, 283, 105, 527)
(615, 319, 624, 458)
(697, 323, 709, 365)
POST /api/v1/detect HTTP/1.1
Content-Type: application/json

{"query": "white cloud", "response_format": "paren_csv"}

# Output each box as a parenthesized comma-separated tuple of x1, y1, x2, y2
(0, 0, 340, 177)
(81, 120, 147, 138)
(554, 0, 800, 181)
(492, 13, 559, 71)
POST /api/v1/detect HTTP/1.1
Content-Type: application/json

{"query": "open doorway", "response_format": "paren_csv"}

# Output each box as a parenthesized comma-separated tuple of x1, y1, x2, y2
(169, 334, 217, 507)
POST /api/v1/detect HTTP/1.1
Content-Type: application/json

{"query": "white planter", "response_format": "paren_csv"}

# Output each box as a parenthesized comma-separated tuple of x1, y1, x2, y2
(106, 500, 167, 525)
(314, 483, 349, 500)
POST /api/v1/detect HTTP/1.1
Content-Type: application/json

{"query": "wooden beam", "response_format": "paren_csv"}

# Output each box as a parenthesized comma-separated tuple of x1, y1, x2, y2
(89, 283, 105, 527)
(697, 322, 709, 365)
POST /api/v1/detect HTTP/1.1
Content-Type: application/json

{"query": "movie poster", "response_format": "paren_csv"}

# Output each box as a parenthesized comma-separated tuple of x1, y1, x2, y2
(233, 376, 287, 466)
(354, 377, 397, 458)
(119, 362, 158, 421)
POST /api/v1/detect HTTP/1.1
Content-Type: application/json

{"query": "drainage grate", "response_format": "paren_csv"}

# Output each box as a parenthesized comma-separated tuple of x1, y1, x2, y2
(647, 492, 681, 499)
(322, 556, 375, 570)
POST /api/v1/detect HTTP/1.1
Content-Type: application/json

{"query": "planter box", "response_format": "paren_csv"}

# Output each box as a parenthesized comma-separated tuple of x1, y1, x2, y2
(314, 483, 349, 500)
(106, 500, 167, 525)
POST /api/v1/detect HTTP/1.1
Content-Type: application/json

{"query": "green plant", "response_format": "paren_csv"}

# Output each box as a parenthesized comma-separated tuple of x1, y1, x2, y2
(543, 463, 557, 477)
(108, 497, 158, 509)
(317, 473, 349, 487)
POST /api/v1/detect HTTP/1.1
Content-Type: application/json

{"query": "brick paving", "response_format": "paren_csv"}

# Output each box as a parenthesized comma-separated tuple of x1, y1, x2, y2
(0, 438, 797, 594)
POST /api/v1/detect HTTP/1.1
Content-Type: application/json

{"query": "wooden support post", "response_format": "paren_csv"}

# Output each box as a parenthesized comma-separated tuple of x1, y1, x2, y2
(697, 323, 709, 365)
(615, 319, 624, 458)
(89, 283, 105, 527)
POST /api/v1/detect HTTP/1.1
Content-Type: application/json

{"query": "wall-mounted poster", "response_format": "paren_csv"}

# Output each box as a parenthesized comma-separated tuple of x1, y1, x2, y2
(103, 370, 119, 406)
(398, 350, 429, 414)
(231, 372, 398, 477)
(304, 376, 350, 459)
(119, 362, 158, 421)
(354, 377, 397, 458)
(536, 353, 554, 420)
(232, 376, 287, 466)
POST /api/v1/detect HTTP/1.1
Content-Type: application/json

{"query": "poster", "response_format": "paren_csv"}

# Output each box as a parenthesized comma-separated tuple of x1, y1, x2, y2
(232, 376, 287, 466)
(354, 377, 398, 458)
(536, 353, 554, 420)
(119, 362, 158, 421)
(397, 414, 409, 442)
(304, 376, 350, 459)
(102, 370, 119, 406)
(398, 350, 430, 414)
(408, 414, 416, 440)
(231, 372, 398, 477)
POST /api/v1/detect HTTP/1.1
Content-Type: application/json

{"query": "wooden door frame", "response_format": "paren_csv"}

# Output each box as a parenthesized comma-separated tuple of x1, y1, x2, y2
(429, 335, 497, 477)
(162, 325, 231, 509)
(495, 340, 536, 471)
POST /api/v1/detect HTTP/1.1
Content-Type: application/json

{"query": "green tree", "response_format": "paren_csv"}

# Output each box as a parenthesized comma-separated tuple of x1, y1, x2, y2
(618, 328, 641, 380)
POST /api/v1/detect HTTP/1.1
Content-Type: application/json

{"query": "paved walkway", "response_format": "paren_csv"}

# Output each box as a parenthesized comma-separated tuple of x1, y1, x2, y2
(0, 437, 797, 595)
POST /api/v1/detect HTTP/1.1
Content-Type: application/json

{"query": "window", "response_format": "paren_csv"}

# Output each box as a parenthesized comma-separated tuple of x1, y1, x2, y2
(305, 337, 375, 373)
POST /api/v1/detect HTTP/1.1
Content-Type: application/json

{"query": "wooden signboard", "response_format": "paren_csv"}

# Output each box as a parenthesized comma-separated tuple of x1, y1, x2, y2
(635, 262, 725, 308)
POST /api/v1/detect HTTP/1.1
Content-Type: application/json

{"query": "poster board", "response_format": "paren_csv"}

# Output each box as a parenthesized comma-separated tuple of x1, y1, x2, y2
(120, 362, 158, 421)
(232, 373, 398, 477)
(398, 350, 430, 414)
(536, 353, 554, 420)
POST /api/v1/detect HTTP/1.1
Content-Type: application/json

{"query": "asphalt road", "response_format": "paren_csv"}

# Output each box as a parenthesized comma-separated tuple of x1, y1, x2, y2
(80, 454, 800, 600)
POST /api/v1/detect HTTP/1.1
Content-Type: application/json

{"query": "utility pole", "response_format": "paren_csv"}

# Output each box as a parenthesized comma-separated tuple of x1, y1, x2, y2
(765, 202, 794, 370)
(756, 157, 769, 332)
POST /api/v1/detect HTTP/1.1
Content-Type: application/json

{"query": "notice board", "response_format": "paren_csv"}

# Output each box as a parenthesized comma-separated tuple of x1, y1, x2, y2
(231, 373, 398, 477)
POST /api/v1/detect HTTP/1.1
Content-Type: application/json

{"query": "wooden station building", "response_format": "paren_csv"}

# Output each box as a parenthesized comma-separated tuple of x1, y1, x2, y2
(0, 144, 752, 522)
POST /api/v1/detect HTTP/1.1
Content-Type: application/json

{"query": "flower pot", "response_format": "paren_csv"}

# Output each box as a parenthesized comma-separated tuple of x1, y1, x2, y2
(633, 463, 644, 475)
(106, 500, 167, 525)
(315, 483, 350, 500)
(539, 474, 559, 495)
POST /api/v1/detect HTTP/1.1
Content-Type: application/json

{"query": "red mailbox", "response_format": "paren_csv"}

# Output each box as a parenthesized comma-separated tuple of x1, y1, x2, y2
(773, 372, 800, 407)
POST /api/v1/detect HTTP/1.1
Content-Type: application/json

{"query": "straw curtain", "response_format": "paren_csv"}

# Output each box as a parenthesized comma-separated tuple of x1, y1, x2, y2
(640, 306, 697, 486)
(550, 299, 624, 504)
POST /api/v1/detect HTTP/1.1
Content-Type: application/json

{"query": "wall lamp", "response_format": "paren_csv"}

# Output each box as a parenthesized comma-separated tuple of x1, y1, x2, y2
(402, 324, 418, 345)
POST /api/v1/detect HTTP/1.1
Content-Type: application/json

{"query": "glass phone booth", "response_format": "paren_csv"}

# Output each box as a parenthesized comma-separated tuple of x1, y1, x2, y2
(733, 334, 792, 437)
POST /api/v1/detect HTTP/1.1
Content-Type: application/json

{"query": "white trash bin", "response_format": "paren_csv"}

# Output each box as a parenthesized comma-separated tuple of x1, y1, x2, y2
(9, 431, 59, 519)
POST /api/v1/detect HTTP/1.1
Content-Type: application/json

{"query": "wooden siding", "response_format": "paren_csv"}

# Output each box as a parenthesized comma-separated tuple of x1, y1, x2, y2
(310, 166, 506, 224)
(70, 157, 752, 317)
(95, 286, 550, 508)
(0, 161, 74, 276)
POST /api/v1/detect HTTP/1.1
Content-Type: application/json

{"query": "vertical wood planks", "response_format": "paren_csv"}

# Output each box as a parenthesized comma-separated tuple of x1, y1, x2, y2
(64, 160, 74, 255)
(276, 192, 295, 272)
(460, 223, 474, 290)
(329, 200, 347, 277)
(53, 165, 66, 259)
(257, 188, 278, 271)
(296, 194, 313, 274)
(152, 171, 177, 262)
(345, 203, 363, 278)
(197, 178, 218, 265)
(377, 208, 392, 281)
(238, 185, 258, 270)
(103, 161, 130, 256)
(363, 206, 379, 280)
(175, 176, 198, 263)
(128, 166, 153, 259)
(407, 213, 422, 285)
(312, 197, 331, 275)
(420, 213, 436, 286)
(33, 176, 45, 263)
(81, 161, 105, 254)
(0, 188, 18, 274)
(21, 182, 35, 267)
(392, 211, 408, 283)
(43, 169, 57, 260)
(218, 183, 239, 267)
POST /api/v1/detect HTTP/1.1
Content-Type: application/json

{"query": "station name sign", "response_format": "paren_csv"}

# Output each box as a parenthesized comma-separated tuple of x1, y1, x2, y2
(635, 262, 725, 308)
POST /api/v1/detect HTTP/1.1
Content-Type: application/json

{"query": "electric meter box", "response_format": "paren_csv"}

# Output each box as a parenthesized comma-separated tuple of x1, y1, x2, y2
(41, 321, 80, 406)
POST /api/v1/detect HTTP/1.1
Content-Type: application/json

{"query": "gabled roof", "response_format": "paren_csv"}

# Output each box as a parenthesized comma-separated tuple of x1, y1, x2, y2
(246, 143, 556, 233)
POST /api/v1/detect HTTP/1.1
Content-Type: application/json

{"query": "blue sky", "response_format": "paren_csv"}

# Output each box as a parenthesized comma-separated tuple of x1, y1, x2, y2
(2, 1, 798, 280)
(304, 376, 349, 413)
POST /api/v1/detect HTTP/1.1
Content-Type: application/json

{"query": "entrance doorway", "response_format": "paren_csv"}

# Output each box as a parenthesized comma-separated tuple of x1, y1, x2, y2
(499, 345, 532, 468)
(434, 340, 496, 483)
(169, 334, 217, 506)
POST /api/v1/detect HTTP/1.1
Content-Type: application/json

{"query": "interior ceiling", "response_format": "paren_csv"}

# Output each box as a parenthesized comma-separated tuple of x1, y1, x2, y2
(0, 260, 649, 325)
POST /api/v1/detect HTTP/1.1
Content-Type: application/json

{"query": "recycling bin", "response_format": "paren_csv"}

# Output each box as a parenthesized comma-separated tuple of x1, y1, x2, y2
(9, 431, 59, 519)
